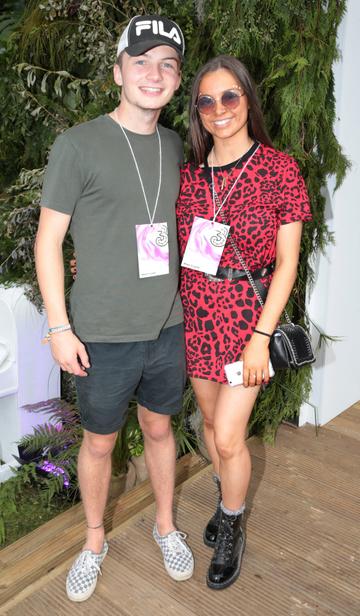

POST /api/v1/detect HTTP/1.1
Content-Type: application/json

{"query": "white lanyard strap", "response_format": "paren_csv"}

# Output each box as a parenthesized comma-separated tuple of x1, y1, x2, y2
(119, 124, 162, 225)
(211, 143, 260, 222)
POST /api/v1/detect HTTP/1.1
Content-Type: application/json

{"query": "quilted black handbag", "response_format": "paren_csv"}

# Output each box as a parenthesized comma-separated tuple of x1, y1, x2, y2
(269, 322, 315, 370)
(219, 209, 315, 371)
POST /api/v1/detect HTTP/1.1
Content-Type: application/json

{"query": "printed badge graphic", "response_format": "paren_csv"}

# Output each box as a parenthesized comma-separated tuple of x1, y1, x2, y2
(210, 228, 228, 247)
(181, 216, 230, 275)
(136, 222, 169, 278)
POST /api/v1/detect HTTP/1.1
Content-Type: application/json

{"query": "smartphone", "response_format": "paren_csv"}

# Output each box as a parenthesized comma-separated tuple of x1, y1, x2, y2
(224, 359, 275, 386)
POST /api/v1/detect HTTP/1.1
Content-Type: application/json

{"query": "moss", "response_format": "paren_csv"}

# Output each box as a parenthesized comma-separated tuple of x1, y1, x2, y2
(1, 484, 76, 548)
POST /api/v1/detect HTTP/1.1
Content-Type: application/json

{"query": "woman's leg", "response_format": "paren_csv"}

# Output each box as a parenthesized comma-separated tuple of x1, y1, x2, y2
(206, 383, 260, 590)
(190, 377, 221, 474)
(191, 377, 224, 547)
(213, 383, 260, 510)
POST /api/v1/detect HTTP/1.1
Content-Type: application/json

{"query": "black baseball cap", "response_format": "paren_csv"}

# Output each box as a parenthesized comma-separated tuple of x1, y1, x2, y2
(116, 15, 185, 60)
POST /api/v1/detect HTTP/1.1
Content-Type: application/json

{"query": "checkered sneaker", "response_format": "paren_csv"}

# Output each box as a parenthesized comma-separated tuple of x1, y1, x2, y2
(66, 541, 108, 602)
(153, 526, 194, 581)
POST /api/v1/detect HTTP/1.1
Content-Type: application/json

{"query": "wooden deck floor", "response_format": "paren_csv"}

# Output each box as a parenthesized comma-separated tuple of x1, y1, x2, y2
(1, 402, 359, 616)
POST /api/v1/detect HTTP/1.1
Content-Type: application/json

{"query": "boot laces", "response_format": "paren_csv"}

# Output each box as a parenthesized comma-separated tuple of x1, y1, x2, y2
(216, 516, 236, 559)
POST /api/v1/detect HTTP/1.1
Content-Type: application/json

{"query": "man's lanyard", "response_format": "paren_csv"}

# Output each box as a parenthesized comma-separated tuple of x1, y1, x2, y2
(119, 124, 162, 225)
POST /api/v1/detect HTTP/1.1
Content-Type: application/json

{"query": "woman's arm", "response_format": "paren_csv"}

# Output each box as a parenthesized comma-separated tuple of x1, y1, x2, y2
(241, 220, 303, 387)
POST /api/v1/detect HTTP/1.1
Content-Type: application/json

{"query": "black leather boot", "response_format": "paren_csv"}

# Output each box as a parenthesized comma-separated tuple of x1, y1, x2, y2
(206, 509, 246, 590)
(203, 476, 221, 547)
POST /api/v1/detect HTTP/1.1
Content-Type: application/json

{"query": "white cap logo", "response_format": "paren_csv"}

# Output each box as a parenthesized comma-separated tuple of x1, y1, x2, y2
(135, 19, 181, 45)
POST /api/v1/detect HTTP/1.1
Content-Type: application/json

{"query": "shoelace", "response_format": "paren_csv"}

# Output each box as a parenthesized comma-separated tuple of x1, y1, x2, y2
(166, 531, 189, 554)
(73, 550, 102, 576)
(215, 518, 237, 560)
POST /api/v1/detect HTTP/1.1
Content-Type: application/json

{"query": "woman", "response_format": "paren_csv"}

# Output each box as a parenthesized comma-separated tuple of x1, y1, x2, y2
(177, 55, 311, 590)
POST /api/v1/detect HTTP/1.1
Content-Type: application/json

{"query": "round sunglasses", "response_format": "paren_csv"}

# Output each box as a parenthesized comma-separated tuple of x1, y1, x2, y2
(196, 85, 245, 115)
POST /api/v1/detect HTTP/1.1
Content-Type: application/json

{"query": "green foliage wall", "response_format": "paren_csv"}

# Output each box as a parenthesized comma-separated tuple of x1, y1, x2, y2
(0, 0, 348, 438)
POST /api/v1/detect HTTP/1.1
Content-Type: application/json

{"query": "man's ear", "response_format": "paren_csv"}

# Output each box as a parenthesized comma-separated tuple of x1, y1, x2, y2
(113, 63, 123, 87)
(175, 70, 182, 92)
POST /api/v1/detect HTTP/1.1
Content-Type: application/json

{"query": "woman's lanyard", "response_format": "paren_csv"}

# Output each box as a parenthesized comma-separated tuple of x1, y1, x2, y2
(181, 143, 260, 277)
(210, 143, 260, 222)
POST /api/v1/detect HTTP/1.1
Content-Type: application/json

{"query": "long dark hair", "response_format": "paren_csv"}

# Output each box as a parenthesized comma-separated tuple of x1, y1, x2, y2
(189, 55, 273, 165)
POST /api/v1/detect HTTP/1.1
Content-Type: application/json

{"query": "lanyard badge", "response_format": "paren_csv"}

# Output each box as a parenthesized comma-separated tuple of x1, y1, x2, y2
(181, 216, 229, 275)
(119, 123, 169, 279)
(136, 222, 169, 278)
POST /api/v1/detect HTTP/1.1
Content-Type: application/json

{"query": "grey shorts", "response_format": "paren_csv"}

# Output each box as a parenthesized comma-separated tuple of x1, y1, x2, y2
(75, 323, 186, 435)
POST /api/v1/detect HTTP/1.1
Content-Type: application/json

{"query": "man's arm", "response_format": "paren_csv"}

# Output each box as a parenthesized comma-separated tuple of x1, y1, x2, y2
(35, 207, 89, 376)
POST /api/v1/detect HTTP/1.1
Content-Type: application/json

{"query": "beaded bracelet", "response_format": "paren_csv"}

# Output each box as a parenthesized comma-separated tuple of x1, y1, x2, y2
(48, 324, 71, 333)
(42, 323, 72, 344)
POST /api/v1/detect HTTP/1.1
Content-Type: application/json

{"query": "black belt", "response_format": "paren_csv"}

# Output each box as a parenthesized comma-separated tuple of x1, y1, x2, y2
(205, 261, 275, 282)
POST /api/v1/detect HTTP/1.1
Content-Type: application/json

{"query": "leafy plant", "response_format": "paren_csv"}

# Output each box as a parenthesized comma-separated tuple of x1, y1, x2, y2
(19, 397, 82, 493)
(0, 0, 26, 44)
(123, 404, 144, 458)
(172, 384, 198, 456)
(0, 463, 38, 544)
(0, 462, 75, 547)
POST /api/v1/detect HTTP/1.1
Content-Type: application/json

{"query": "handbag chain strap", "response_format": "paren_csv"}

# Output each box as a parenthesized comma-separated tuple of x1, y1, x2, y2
(215, 192, 292, 325)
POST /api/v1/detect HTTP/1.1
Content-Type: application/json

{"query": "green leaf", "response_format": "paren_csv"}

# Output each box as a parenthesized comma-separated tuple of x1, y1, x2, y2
(40, 73, 48, 93)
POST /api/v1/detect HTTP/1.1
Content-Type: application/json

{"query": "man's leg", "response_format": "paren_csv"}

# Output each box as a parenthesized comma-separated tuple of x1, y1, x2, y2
(66, 429, 117, 603)
(138, 404, 194, 581)
(68, 340, 140, 602)
(75, 341, 142, 553)
(78, 429, 118, 553)
(135, 324, 193, 580)
(137, 404, 176, 534)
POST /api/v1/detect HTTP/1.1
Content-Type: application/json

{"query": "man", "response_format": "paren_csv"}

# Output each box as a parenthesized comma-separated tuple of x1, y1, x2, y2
(35, 14, 193, 603)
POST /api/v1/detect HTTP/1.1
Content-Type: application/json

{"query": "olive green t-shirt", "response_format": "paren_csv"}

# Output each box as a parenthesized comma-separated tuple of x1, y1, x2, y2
(41, 114, 184, 342)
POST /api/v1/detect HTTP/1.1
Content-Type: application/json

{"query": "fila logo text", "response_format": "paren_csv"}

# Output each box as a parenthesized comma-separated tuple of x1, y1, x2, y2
(135, 20, 181, 45)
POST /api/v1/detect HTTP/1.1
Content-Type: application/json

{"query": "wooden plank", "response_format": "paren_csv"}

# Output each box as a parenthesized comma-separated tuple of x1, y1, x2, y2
(98, 556, 197, 616)
(251, 453, 359, 521)
(325, 400, 360, 431)
(327, 402, 360, 424)
(0, 453, 208, 607)
(293, 422, 360, 460)
(324, 415, 360, 440)
(276, 423, 360, 466)
(3, 577, 125, 616)
(248, 431, 360, 497)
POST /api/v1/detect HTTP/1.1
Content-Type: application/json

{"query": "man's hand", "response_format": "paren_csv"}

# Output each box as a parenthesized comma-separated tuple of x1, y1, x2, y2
(49, 330, 90, 376)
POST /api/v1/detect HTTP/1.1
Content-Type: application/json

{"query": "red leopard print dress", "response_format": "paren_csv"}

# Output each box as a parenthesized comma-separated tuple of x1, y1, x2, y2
(176, 142, 312, 383)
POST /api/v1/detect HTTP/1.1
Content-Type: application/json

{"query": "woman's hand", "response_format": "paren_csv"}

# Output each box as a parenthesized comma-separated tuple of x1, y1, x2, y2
(241, 334, 271, 387)
(70, 255, 77, 279)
